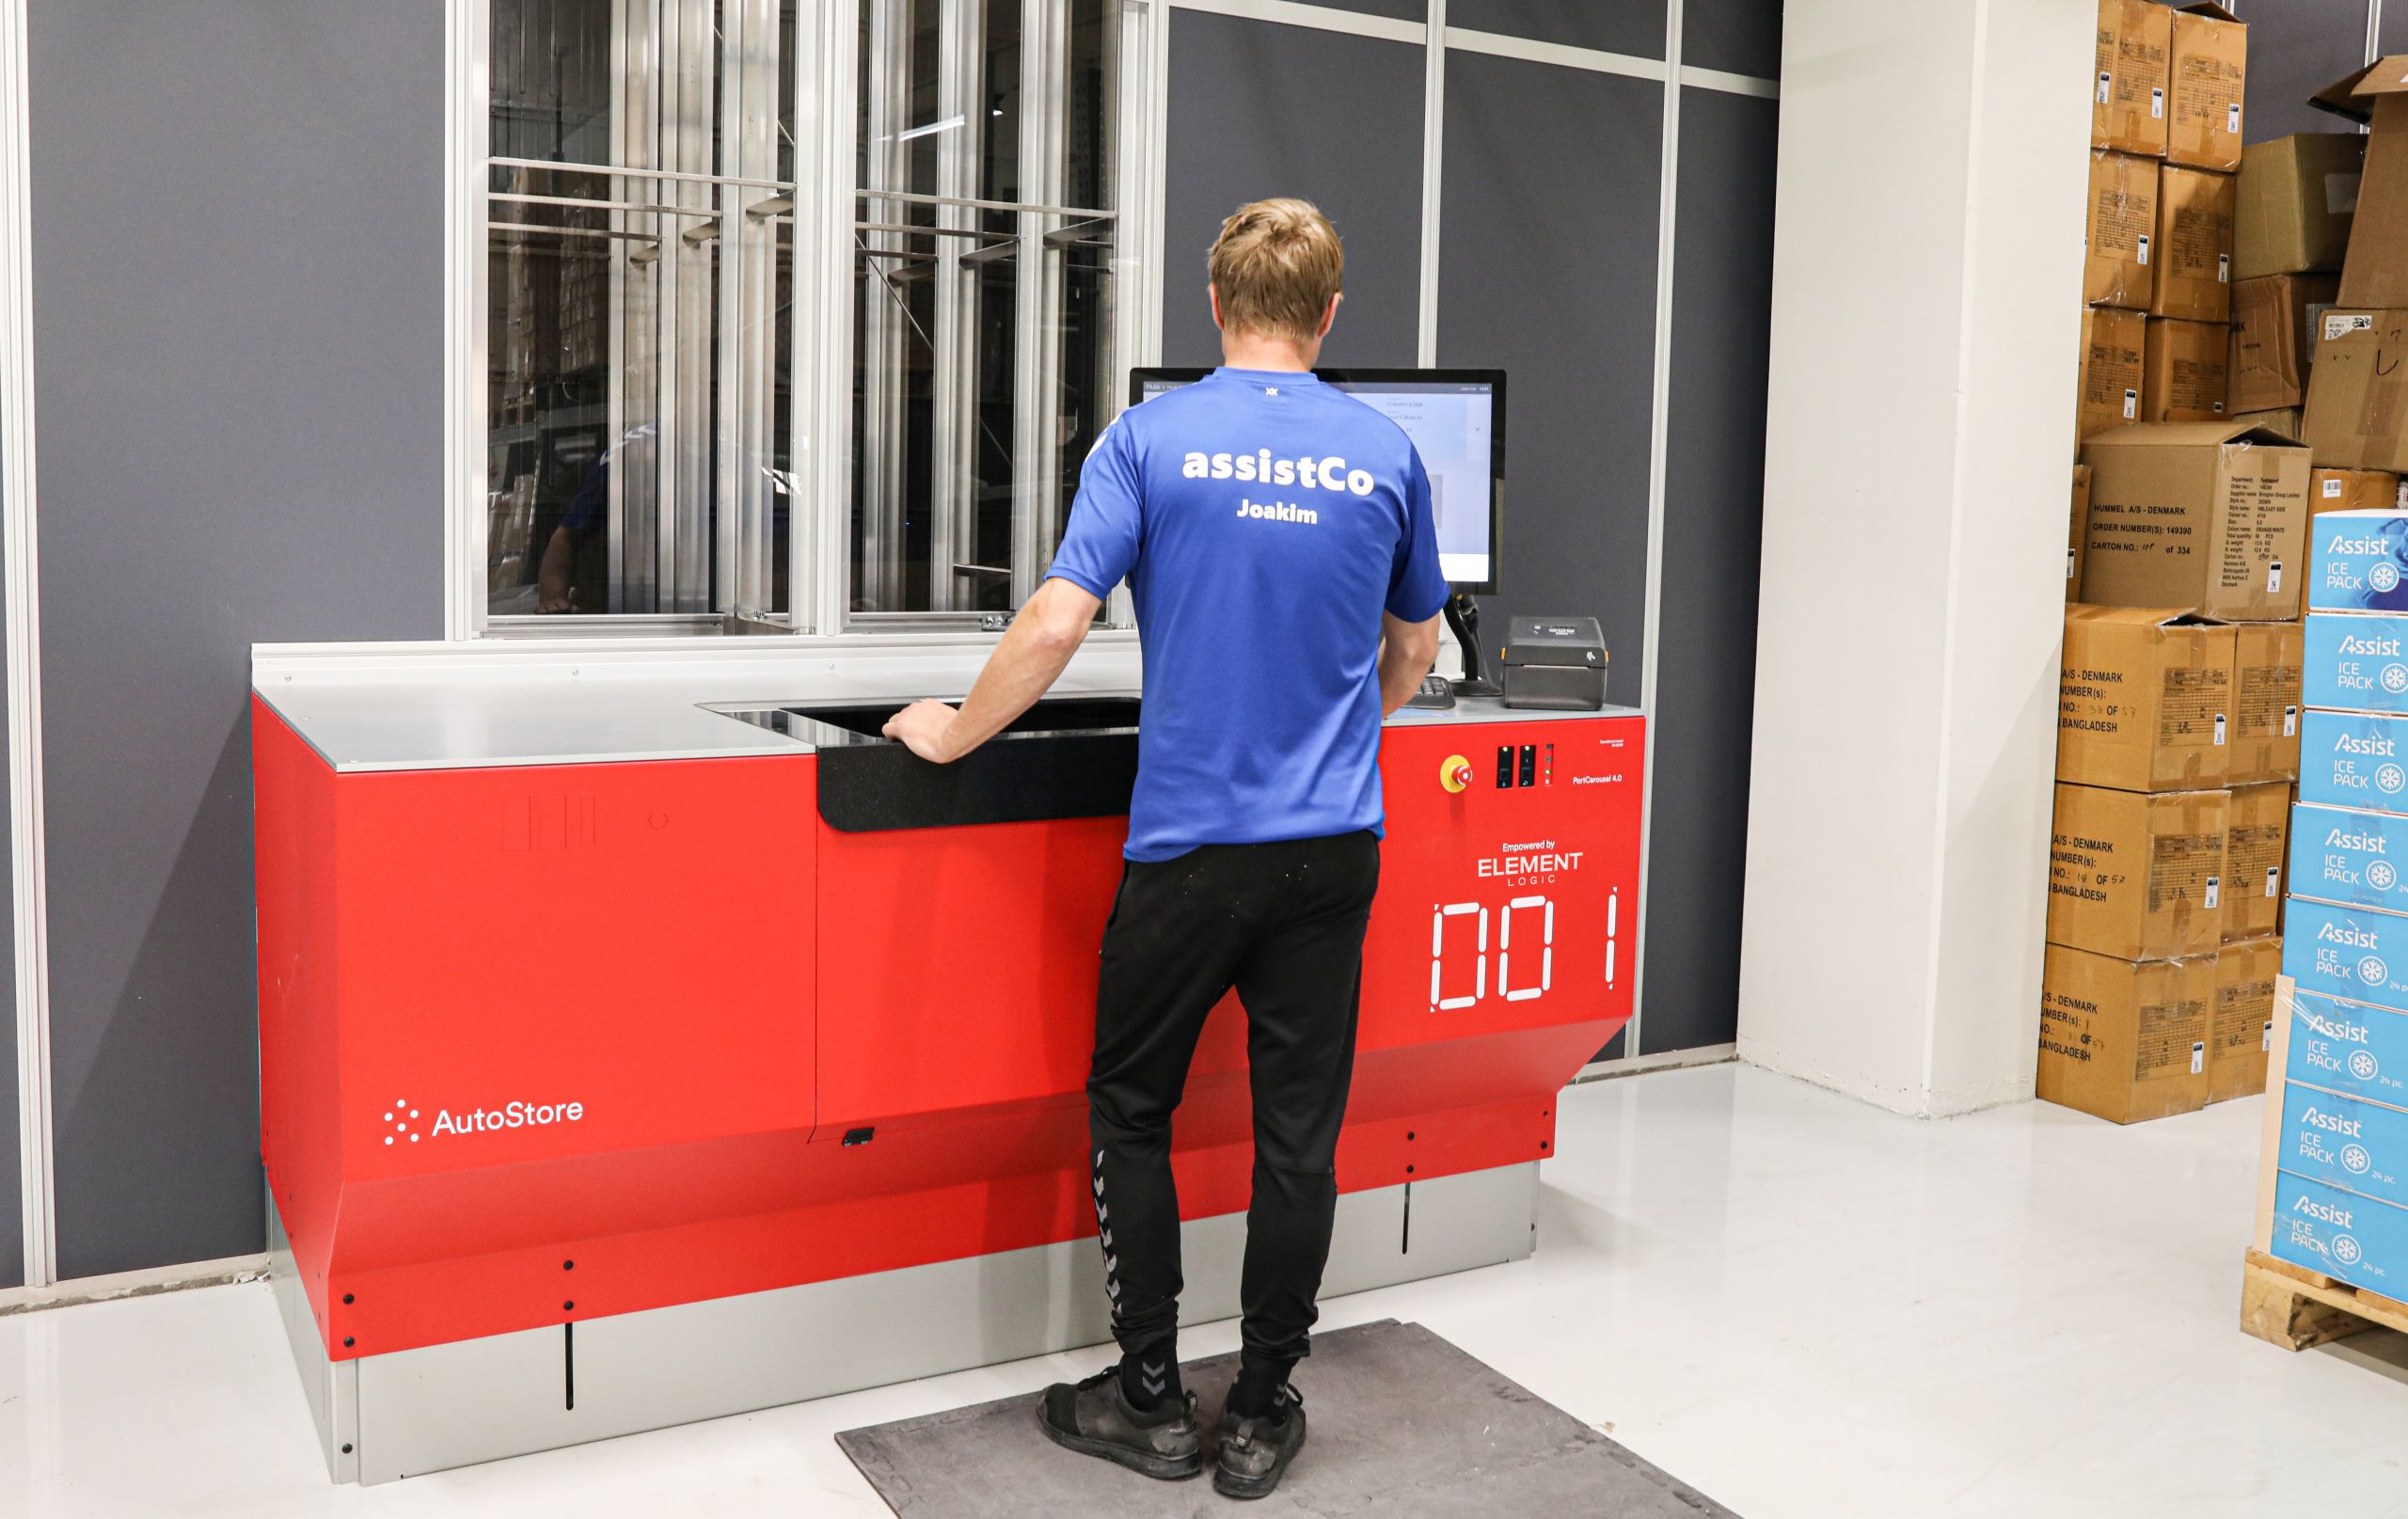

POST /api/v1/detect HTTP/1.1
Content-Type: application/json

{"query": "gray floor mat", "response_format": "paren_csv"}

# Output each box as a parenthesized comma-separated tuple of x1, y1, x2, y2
(835, 1319, 1738, 1516)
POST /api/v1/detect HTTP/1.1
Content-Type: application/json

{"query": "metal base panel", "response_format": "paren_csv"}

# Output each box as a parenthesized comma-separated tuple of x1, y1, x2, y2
(268, 1163, 1538, 1485)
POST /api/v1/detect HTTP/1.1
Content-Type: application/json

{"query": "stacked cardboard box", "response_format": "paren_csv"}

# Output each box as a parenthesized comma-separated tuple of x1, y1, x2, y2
(2051, 411, 2308, 1122)
(2259, 514, 2408, 1295)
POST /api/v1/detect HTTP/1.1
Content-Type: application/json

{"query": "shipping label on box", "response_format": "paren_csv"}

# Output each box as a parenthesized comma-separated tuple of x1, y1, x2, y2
(2057, 608, 2233, 791)
(2306, 507, 2408, 612)
(2212, 935, 2277, 1100)
(2089, 151, 2162, 309)
(2268, 1171, 2408, 1293)
(2282, 896, 2408, 1012)
(2037, 942, 2214, 1124)
(2289, 800, 2408, 913)
(2230, 621, 2303, 783)
(2049, 783, 2228, 960)
(2279, 1083, 2408, 1209)
(2288, 986, 2408, 1107)
(2223, 784, 2289, 941)
(2095, 0, 2174, 158)
(2302, 310, 2408, 473)
(2298, 709, 2408, 812)
(2303, 611, 2408, 710)
(2082, 420, 2310, 620)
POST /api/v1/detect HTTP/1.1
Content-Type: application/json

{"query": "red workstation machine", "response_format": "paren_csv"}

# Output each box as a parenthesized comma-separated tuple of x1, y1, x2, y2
(251, 646, 1645, 1482)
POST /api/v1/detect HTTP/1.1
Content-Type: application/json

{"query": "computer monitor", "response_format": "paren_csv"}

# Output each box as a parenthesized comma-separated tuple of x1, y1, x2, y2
(1128, 368, 1504, 594)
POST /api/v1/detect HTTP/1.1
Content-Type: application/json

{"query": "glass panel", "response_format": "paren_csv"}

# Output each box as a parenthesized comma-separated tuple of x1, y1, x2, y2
(487, 0, 793, 624)
(848, 0, 1118, 620)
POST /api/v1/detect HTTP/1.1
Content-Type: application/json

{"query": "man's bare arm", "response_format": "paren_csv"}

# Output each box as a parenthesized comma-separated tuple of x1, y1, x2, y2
(881, 578, 1105, 762)
(1376, 610, 1442, 717)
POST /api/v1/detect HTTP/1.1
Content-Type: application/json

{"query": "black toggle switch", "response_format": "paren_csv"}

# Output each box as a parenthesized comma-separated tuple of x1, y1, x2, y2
(1517, 745, 1537, 787)
(1496, 747, 1514, 788)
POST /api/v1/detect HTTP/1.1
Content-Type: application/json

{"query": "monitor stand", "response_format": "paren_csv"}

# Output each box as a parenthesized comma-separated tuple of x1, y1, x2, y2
(1444, 593, 1502, 699)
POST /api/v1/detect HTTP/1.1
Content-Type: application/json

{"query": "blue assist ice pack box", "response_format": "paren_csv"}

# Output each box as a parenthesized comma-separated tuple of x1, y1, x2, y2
(2304, 614, 2408, 712)
(2279, 1083, 2408, 1208)
(2282, 897, 2408, 1013)
(2289, 802, 2408, 913)
(2289, 988, 2408, 1109)
(2268, 1172, 2408, 1294)
(2298, 709, 2408, 815)
(2309, 509, 2408, 614)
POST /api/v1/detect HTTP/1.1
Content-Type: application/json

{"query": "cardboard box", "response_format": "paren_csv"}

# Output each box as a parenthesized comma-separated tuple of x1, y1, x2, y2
(2212, 935, 2278, 1099)
(2314, 56, 2408, 309)
(2143, 316, 2229, 421)
(2078, 307, 2149, 446)
(2283, 895, 2408, 1012)
(2166, 4, 2245, 172)
(2094, 0, 2173, 158)
(2302, 309, 2408, 473)
(2310, 467, 2402, 515)
(2081, 419, 2310, 620)
(2269, 1170, 2408, 1295)
(2087, 151, 2162, 309)
(2287, 982, 2408, 1107)
(2229, 621, 2304, 784)
(2039, 942, 2213, 1123)
(2223, 783, 2289, 939)
(2230, 405, 2304, 440)
(2151, 165, 2236, 321)
(2278, 1082, 2408, 1208)
(2057, 608, 2234, 791)
(2234, 134, 2365, 280)
(2297, 709, 2408, 815)
(2305, 506, 2408, 612)
(2229, 273, 2340, 412)
(2302, 612, 2408, 711)
(2069, 465, 2093, 599)
(2289, 801, 2408, 916)
(2049, 782, 2228, 960)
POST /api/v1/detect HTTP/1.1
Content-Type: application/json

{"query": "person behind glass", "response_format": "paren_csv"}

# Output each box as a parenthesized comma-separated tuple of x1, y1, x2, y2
(880, 198, 1447, 1499)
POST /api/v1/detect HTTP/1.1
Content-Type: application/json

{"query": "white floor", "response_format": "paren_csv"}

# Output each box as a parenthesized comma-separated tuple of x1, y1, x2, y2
(5, 1062, 2407, 1518)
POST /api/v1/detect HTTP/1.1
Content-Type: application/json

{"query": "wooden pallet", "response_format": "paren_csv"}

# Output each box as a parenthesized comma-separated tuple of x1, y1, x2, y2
(2242, 1247, 2408, 1352)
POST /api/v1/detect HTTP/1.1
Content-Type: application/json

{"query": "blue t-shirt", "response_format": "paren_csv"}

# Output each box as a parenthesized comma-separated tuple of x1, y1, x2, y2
(1047, 367, 1449, 862)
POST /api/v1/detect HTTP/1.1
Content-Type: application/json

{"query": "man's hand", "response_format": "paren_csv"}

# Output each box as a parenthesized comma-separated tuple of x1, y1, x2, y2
(882, 699, 962, 763)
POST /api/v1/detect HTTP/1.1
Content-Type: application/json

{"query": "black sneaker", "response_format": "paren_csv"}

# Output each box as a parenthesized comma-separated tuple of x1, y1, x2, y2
(1037, 1365, 1203, 1481)
(1212, 1386, 1306, 1500)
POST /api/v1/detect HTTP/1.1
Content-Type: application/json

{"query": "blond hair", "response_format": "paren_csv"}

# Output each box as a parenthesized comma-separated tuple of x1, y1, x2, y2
(1207, 198, 1343, 345)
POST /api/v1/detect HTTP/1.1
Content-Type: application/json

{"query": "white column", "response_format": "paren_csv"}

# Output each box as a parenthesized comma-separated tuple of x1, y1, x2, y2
(1735, 0, 2093, 1116)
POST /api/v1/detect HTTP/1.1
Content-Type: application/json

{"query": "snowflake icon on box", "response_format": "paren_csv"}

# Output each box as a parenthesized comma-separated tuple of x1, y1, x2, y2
(2352, 1050, 2382, 1082)
(2385, 664, 2408, 695)
(2360, 955, 2390, 987)
(2380, 763, 2407, 795)
(2345, 1143, 2374, 1175)
(2376, 562, 2403, 593)
(2371, 861, 2400, 892)
(384, 1099, 420, 1146)
(2334, 1234, 2366, 1268)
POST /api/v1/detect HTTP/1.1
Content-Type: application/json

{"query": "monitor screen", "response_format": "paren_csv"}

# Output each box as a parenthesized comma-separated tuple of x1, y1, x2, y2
(1130, 368, 1503, 593)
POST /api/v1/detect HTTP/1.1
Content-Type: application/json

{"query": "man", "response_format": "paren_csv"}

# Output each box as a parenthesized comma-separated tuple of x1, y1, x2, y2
(882, 198, 1446, 1498)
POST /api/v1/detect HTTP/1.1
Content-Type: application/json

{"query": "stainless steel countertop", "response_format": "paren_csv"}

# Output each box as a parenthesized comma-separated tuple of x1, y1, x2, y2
(251, 638, 1640, 774)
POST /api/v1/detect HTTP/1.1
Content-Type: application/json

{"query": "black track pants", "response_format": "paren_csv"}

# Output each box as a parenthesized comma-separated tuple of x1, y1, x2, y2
(1085, 830, 1381, 1367)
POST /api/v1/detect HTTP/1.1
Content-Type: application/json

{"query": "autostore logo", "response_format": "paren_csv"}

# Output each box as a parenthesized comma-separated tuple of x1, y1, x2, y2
(379, 1095, 588, 1146)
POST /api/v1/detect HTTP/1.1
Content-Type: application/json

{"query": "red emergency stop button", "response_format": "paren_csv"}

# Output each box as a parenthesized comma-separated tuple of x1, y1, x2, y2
(1440, 754, 1473, 794)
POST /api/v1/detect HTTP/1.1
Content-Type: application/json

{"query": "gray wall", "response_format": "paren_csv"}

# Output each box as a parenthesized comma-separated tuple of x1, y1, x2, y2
(0, 511, 15, 1289)
(27, 0, 445, 1277)
(2244, 0, 2376, 141)
(1164, 6, 1779, 1060)
(1162, 10, 1426, 368)
(1643, 87, 1777, 1057)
